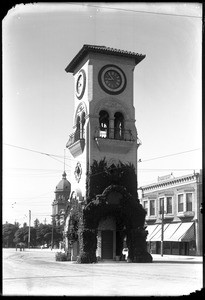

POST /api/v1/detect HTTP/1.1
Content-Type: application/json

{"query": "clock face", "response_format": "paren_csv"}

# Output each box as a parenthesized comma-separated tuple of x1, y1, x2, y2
(98, 65, 126, 95)
(76, 69, 86, 100)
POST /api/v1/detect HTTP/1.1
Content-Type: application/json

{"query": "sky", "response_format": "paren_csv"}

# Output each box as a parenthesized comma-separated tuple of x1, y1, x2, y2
(3, 3, 202, 226)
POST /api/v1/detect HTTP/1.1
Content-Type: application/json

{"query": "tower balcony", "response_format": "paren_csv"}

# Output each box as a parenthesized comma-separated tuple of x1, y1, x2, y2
(94, 127, 136, 154)
(66, 129, 85, 157)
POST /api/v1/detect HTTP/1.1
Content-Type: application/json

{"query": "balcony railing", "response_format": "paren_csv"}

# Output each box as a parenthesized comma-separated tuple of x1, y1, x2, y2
(66, 127, 137, 156)
(94, 127, 135, 154)
(66, 129, 85, 157)
(94, 127, 135, 141)
(66, 129, 85, 148)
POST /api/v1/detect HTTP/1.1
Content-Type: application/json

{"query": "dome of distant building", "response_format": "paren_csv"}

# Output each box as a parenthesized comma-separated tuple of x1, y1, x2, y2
(55, 171, 71, 193)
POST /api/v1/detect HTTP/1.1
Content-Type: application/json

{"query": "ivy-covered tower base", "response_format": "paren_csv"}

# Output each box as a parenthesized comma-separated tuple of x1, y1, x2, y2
(64, 45, 152, 263)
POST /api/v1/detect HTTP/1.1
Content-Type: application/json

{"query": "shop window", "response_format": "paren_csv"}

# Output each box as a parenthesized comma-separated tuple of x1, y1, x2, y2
(164, 241, 171, 254)
(156, 241, 161, 254)
(178, 194, 184, 212)
(150, 200, 155, 216)
(179, 242, 189, 255)
(150, 242, 157, 254)
(189, 240, 196, 256)
(114, 112, 124, 139)
(171, 242, 179, 255)
(186, 193, 193, 211)
(99, 110, 109, 138)
(166, 197, 173, 214)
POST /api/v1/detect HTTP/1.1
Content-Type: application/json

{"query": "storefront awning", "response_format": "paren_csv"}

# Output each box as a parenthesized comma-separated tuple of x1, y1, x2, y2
(169, 222, 195, 242)
(163, 223, 182, 240)
(146, 222, 195, 242)
(150, 224, 169, 241)
(146, 224, 159, 241)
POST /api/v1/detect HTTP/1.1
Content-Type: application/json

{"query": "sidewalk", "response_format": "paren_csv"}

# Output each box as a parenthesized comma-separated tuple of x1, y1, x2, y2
(152, 254, 203, 263)
(18, 249, 203, 264)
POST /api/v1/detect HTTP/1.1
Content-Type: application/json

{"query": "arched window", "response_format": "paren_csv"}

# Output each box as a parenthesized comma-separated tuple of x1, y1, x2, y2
(81, 112, 85, 139)
(114, 112, 124, 139)
(99, 110, 109, 138)
(75, 116, 81, 142)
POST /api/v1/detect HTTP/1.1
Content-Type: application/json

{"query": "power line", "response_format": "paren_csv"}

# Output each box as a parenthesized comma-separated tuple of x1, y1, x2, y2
(4, 143, 201, 176)
(4, 167, 63, 172)
(4, 143, 72, 168)
(4, 172, 65, 177)
(138, 168, 200, 172)
(4, 143, 62, 157)
(4, 166, 200, 173)
(76, 3, 202, 19)
(4, 143, 73, 162)
(138, 148, 201, 163)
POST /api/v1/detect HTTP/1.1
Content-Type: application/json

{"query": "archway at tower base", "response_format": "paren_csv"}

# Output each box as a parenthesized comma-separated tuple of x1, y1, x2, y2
(77, 184, 153, 263)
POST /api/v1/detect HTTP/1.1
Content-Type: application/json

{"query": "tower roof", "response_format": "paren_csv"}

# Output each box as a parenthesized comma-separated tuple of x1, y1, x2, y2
(55, 171, 71, 193)
(65, 44, 146, 73)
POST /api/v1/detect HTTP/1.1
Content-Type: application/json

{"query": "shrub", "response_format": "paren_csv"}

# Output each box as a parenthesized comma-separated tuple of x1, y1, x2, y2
(77, 251, 97, 263)
(67, 159, 150, 263)
(55, 252, 68, 261)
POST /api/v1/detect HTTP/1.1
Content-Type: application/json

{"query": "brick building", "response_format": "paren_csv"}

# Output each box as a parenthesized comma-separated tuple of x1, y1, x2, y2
(140, 171, 202, 256)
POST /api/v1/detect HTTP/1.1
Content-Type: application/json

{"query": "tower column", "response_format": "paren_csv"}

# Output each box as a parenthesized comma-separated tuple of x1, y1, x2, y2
(109, 116, 115, 139)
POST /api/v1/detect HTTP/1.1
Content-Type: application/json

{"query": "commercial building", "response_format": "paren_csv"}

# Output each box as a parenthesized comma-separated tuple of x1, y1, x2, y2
(140, 171, 202, 256)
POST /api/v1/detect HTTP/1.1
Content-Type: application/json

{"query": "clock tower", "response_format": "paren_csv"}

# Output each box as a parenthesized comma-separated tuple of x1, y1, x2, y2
(64, 45, 152, 263)
(65, 45, 144, 201)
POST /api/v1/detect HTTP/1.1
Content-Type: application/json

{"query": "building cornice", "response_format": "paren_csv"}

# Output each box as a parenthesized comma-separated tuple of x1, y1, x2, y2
(140, 173, 199, 192)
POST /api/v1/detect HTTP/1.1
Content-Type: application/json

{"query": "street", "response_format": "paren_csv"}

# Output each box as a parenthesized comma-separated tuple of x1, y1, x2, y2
(2, 248, 203, 296)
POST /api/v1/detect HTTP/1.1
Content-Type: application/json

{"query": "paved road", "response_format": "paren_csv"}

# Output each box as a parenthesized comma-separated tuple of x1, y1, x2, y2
(2, 248, 203, 296)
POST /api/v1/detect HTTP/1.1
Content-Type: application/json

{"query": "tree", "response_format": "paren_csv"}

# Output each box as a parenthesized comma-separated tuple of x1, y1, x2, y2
(3, 223, 19, 247)
(29, 227, 37, 246)
(13, 226, 37, 247)
(13, 227, 27, 245)
(53, 224, 64, 247)
(34, 218, 40, 228)
(14, 221, 20, 228)
(36, 224, 52, 246)
(35, 224, 63, 247)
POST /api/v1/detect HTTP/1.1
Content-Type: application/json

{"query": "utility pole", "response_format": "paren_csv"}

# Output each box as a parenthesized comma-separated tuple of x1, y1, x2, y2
(28, 210, 31, 249)
(51, 217, 54, 250)
(64, 148, 66, 173)
(160, 199, 164, 257)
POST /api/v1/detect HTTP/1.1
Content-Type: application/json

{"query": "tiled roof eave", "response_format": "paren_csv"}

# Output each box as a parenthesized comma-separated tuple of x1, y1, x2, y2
(65, 44, 146, 73)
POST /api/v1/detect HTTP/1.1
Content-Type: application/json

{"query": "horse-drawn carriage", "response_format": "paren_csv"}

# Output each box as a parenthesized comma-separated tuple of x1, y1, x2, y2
(16, 242, 25, 251)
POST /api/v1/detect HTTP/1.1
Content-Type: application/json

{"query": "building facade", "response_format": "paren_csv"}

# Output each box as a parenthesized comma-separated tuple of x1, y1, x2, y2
(52, 171, 71, 226)
(140, 171, 202, 256)
(63, 44, 152, 263)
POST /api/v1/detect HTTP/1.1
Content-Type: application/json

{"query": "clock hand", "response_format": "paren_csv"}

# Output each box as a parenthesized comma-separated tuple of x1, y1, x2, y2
(107, 73, 114, 80)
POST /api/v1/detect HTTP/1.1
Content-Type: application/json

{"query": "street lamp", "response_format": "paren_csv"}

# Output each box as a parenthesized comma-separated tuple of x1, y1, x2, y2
(51, 216, 54, 250)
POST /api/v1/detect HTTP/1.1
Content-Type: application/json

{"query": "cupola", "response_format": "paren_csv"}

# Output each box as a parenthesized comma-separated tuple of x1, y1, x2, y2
(55, 171, 71, 195)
